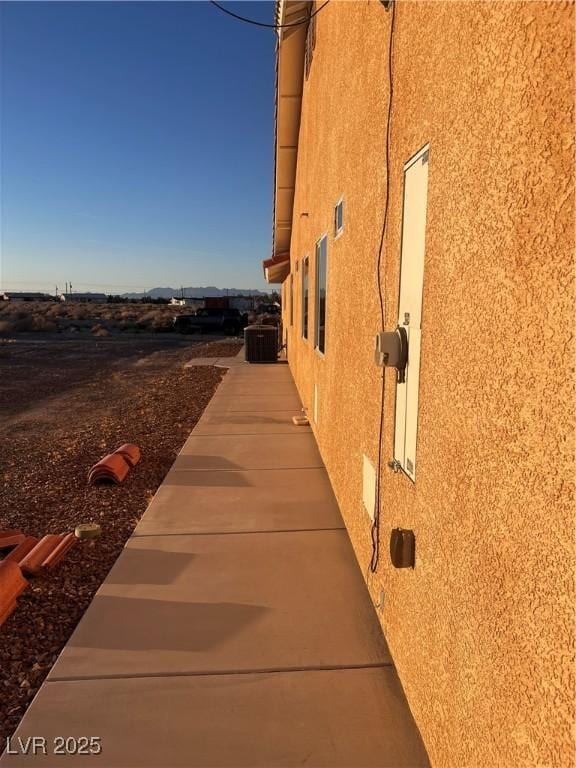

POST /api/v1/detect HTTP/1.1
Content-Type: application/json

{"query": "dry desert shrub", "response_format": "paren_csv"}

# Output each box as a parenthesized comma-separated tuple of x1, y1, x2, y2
(67, 306, 89, 321)
(0, 315, 57, 333)
(33, 318, 58, 332)
(115, 320, 136, 331)
(133, 310, 168, 330)
(45, 304, 66, 318)
(0, 301, 183, 334)
(91, 324, 110, 337)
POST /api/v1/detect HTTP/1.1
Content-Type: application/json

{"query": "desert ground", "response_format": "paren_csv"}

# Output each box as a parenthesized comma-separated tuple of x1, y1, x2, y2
(0, 299, 193, 335)
(0, 319, 242, 747)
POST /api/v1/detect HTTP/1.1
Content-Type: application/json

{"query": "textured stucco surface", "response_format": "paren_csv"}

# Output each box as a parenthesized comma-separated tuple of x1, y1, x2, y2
(282, 2, 575, 766)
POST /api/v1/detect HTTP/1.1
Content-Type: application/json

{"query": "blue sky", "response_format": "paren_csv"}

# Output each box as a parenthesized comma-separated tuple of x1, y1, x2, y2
(0, 1, 276, 293)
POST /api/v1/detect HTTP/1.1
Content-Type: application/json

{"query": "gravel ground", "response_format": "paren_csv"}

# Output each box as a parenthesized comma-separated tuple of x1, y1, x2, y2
(0, 334, 243, 419)
(0, 337, 242, 750)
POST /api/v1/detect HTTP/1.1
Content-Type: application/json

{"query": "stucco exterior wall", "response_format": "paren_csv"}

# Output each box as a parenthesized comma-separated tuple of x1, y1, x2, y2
(282, 2, 575, 766)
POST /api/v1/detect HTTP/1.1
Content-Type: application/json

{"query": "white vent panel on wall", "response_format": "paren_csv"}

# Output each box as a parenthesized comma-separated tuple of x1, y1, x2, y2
(393, 144, 430, 482)
(362, 455, 376, 521)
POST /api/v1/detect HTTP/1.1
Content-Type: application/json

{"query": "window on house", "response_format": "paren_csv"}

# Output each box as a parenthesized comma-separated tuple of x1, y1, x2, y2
(334, 198, 344, 238)
(315, 235, 327, 353)
(304, 3, 316, 80)
(302, 256, 309, 339)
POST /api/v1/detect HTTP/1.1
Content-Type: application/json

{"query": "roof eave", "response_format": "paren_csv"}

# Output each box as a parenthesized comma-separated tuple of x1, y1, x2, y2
(268, 0, 310, 284)
(263, 251, 291, 284)
(265, 261, 291, 284)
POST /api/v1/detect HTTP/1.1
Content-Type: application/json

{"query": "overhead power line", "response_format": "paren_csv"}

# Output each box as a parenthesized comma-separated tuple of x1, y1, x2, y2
(209, 1, 330, 29)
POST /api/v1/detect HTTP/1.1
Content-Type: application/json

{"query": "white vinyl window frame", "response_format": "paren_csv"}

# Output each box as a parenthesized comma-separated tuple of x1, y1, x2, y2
(301, 256, 309, 341)
(314, 234, 328, 356)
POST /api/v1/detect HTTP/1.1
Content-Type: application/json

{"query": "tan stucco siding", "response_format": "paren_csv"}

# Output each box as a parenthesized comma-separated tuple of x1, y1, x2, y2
(282, 2, 575, 766)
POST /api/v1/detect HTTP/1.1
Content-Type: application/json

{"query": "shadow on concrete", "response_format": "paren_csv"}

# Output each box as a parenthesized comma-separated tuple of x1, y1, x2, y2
(172, 455, 247, 471)
(172, 455, 249, 471)
(165, 471, 251, 487)
(69, 595, 269, 652)
(106, 549, 196, 586)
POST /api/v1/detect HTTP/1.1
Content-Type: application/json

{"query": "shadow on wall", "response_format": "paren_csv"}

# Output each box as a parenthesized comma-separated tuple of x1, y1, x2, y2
(69, 595, 270, 653)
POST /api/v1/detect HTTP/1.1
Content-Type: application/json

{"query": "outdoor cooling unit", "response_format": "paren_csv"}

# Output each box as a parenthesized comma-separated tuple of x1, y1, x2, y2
(244, 324, 278, 363)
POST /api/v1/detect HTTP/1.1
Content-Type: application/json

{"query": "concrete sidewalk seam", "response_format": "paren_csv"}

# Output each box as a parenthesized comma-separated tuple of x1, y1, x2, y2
(207, 408, 302, 413)
(169, 465, 325, 472)
(132, 526, 347, 538)
(48, 661, 394, 684)
(189, 431, 310, 437)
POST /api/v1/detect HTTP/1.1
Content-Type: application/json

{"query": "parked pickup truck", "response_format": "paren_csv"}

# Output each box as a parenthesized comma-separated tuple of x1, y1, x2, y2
(173, 308, 247, 335)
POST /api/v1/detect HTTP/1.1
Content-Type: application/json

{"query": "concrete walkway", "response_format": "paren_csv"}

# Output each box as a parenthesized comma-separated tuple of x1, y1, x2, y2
(1, 358, 428, 767)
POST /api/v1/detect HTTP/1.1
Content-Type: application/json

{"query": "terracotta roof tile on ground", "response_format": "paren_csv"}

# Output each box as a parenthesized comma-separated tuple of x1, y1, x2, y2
(0, 529, 77, 575)
(0, 530, 23, 541)
(114, 444, 141, 468)
(2, 536, 39, 566)
(19, 535, 69, 577)
(0, 561, 28, 628)
(88, 452, 130, 485)
(0, 534, 25, 551)
(42, 533, 77, 571)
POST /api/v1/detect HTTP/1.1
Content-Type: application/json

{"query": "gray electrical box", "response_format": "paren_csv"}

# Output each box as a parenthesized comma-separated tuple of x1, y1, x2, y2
(374, 327, 408, 382)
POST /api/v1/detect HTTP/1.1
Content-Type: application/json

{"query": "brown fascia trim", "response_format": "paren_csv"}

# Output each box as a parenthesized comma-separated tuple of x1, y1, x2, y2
(270, 28, 281, 273)
(269, 0, 284, 271)
(263, 252, 291, 284)
(266, 0, 310, 283)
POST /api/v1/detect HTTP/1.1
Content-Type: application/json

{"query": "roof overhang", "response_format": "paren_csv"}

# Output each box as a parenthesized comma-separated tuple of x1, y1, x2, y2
(263, 252, 291, 283)
(263, 0, 310, 284)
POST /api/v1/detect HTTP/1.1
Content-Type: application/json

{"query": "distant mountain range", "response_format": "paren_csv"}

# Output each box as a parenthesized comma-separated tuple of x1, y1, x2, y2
(121, 286, 269, 300)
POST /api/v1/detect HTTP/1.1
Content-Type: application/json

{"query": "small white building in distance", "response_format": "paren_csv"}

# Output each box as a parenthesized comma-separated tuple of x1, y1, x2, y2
(170, 297, 200, 307)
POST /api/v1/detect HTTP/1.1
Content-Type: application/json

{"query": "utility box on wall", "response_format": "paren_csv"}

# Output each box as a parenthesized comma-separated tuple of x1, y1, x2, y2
(393, 144, 430, 482)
